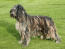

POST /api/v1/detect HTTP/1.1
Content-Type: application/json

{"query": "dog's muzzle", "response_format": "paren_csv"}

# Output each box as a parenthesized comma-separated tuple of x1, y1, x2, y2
(10, 11, 16, 18)
(10, 13, 14, 17)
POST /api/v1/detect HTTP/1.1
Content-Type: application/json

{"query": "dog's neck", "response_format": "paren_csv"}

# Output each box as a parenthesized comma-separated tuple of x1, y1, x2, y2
(17, 10, 29, 23)
(17, 14, 27, 23)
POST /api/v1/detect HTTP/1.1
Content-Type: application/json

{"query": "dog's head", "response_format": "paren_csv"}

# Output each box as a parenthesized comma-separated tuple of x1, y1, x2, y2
(10, 4, 25, 19)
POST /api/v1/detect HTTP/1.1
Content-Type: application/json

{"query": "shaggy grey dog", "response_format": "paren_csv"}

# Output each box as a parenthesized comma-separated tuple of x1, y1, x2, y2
(10, 4, 61, 46)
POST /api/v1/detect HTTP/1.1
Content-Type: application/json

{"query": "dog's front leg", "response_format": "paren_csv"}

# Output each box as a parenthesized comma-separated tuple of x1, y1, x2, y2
(18, 30, 23, 44)
(18, 23, 26, 44)
(22, 26, 30, 46)
(15, 22, 23, 44)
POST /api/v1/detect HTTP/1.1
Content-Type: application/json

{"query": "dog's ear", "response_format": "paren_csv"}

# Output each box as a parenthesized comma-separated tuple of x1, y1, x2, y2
(16, 4, 27, 17)
(17, 4, 24, 11)
(16, 4, 22, 17)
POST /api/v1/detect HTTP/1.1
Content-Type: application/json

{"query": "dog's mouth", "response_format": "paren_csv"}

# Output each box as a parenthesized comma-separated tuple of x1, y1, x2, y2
(10, 14, 14, 17)
(10, 13, 16, 18)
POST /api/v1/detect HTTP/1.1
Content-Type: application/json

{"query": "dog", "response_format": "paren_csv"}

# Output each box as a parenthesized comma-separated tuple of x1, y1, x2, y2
(10, 4, 61, 46)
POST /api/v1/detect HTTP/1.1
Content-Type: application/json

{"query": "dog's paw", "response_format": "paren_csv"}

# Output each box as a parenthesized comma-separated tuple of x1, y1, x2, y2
(40, 35, 43, 40)
(18, 40, 22, 44)
(56, 41, 60, 43)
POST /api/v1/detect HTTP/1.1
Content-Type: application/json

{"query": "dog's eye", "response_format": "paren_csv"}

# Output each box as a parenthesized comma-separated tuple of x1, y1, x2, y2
(12, 9, 16, 12)
(10, 9, 16, 13)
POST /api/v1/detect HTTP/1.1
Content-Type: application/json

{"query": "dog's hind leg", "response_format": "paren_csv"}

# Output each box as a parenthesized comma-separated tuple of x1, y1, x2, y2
(50, 26, 61, 43)
(53, 26, 61, 43)
(54, 29, 61, 43)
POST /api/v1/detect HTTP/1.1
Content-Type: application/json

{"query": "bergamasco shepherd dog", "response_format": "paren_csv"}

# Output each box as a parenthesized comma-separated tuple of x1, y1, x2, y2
(10, 4, 61, 46)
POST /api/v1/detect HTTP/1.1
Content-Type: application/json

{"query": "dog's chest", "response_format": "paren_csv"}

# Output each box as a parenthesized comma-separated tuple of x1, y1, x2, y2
(15, 21, 27, 31)
(15, 22, 20, 30)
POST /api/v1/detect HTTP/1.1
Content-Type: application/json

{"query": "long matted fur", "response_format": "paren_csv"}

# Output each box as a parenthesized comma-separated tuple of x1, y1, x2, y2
(10, 4, 60, 46)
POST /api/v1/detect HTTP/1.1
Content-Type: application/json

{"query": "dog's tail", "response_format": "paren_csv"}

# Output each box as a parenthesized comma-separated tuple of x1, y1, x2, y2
(54, 26, 61, 43)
